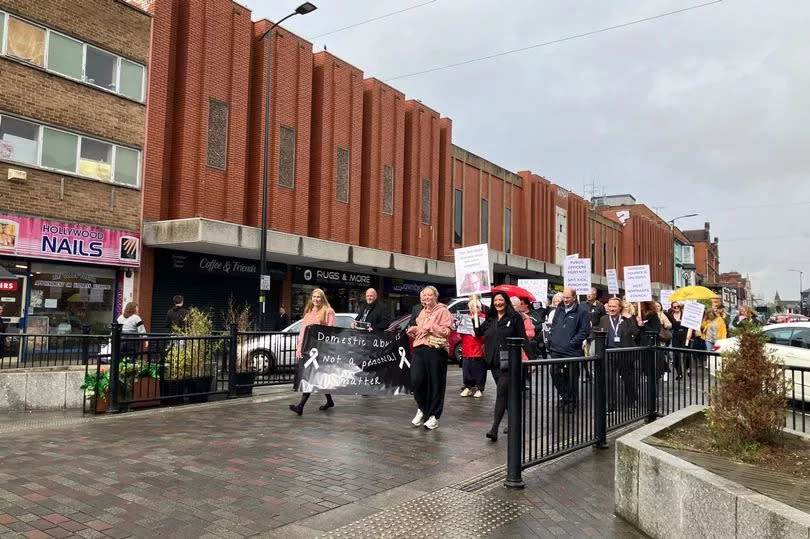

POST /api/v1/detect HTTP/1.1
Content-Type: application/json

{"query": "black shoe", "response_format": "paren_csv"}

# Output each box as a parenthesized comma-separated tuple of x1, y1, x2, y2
(485, 431, 498, 442)
(319, 401, 334, 411)
(676, 375, 683, 380)
(503, 426, 509, 434)
(288, 404, 303, 415)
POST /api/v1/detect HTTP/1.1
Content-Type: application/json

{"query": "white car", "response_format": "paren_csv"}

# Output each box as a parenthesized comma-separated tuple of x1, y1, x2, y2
(712, 322, 810, 402)
(239, 313, 356, 374)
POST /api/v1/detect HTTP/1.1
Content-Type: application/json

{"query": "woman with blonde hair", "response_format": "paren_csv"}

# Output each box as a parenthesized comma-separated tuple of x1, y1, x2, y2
(289, 288, 337, 415)
(701, 308, 727, 351)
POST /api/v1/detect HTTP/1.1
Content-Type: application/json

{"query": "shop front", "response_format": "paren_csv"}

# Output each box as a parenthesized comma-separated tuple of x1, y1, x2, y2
(382, 278, 457, 320)
(291, 266, 379, 319)
(0, 213, 140, 334)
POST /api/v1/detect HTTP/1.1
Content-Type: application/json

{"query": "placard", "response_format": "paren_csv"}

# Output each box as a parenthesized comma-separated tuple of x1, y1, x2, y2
(623, 265, 652, 303)
(564, 258, 591, 296)
(606, 269, 619, 295)
(565, 253, 579, 260)
(517, 279, 548, 306)
(454, 314, 475, 336)
(454, 243, 491, 296)
(295, 325, 413, 395)
(660, 289, 674, 311)
(681, 301, 705, 331)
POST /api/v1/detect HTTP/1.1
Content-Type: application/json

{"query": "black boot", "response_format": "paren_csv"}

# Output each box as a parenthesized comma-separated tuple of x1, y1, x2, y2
(319, 394, 335, 411)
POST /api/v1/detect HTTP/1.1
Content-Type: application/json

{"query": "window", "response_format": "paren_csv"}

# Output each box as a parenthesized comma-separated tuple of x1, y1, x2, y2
(602, 244, 607, 272)
(382, 164, 394, 215)
(0, 116, 38, 164)
(789, 329, 810, 349)
(47, 32, 82, 79)
(336, 147, 349, 203)
(79, 138, 112, 181)
(763, 328, 794, 346)
(279, 125, 295, 188)
(590, 240, 595, 272)
(481, 199, 489, 244)
(114, 146, 139, 186)
(453, 189, 463, 244)
(504, 208, 512, 253)
(6, 16, 45, 66)
(85, 46, 117, 91)
(420, 179, 431, 224)
(41, 127, 78, 172)
(206, 99, 228, 170)
(119, 59, 144, 101)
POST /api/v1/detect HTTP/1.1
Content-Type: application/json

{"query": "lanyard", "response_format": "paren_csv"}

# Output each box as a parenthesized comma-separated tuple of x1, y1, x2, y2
(609, 316, 622, 336)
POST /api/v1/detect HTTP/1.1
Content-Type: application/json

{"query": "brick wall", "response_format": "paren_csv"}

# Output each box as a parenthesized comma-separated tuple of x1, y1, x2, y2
(589, 211, 622, 276)
(360, 78, 405, 253)
(518, 171, 555, 262)
(308, 52, 363, 244)
(603, 204, 673, 284)
(437, 118, 453, 261)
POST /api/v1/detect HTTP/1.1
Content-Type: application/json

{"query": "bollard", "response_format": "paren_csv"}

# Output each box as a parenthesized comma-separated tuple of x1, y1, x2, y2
(504, 337, 525, 489)
(593, 328, 608, 449)
(108, 323, 122, 414)
(227, 324, 238, 399)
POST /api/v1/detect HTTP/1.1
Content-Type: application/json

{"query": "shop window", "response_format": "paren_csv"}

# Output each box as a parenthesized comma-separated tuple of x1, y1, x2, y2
(336, 147, 350, 203)
(6, 16, 45, 66)
(29, 265, 115, 335)
(85, 45, 117, 91)
(114, 146, 139, 186)
(382, 164, 394, 215)
(47, 32, 83, 80)
(206, 99, 228, 170)
(119, 59, 144, 101)
(279, 125, 295, 188)
(481, 199, 489, 244)
(453, 189, 463, 244)
(41, 127, 78, 172)
(421, 178, 431, 225)
(0, 115, 39, 165)
(79, 138, 112, 181)
(504, 207, 512, 253)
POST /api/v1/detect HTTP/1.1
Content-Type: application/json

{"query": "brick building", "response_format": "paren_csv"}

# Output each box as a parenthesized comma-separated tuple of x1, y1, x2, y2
(683, 222, 720, 285)
(0, 0, 150, 333)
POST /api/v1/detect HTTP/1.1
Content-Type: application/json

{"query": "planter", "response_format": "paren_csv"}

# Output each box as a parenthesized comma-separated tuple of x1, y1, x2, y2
(185, 376, 213, 403)
(90, 393, 108, 413)
(616, 405, 810, 538)
(235, 371, 255, 396)
(159, 379, 186, 405)
(131, 378, 160, 409)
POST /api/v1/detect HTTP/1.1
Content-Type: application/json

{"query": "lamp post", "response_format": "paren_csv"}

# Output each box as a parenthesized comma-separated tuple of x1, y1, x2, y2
(668, 213, 698, 288)
(257, 2, 317, 330)
(788, 269, 803, 315)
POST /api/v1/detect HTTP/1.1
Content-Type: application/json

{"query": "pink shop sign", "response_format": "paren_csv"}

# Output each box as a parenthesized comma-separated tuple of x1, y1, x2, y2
(0, 214, 140, 267)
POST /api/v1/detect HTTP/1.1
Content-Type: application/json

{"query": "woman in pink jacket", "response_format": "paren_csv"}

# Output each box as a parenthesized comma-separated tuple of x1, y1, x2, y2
(289, 288, 336, 415)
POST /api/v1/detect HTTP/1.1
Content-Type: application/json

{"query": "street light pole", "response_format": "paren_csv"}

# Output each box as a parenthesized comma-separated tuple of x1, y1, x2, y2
(788, 269, 803, 315)
(257, 2, 317, 330)
(668, 213, 698, 288)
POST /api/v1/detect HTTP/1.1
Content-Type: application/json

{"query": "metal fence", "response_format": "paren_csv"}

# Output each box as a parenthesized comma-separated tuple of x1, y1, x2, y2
(0, 331, 110, 369)
(505, 332, 810, 488)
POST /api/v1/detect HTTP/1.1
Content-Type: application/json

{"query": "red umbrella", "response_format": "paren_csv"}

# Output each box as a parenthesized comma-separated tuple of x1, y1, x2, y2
(490, 284, 535, 302)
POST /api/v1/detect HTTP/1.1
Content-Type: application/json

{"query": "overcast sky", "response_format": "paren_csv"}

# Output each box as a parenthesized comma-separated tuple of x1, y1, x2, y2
(244, 0, 810, 304)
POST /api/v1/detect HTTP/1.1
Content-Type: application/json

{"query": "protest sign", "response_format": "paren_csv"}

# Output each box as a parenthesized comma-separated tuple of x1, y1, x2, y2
(623, 265, 652, 303)
(606, 269, 619, 295)
(660, 289, 674, 310)
(454, 243, 491, 296)
(565, 253, 579, 260)
(517, 279, 548, 306)
(454, 313, 475, 336)
(295, 326, 413, 395)
(681, 302, 705, 331)
(564, 258, 591, 296)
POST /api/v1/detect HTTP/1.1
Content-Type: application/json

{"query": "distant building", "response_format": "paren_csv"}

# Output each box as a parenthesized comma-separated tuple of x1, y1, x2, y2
(682, 223, 720, 285)
(771, 291, 801, 314)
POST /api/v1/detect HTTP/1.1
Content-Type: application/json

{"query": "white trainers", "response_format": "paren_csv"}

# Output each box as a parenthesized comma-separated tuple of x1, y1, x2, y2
(423, 416, 439, 430)
(473, 390, 483, 398)
(460, 388, 472, 397)
(411, 409, 424, 426)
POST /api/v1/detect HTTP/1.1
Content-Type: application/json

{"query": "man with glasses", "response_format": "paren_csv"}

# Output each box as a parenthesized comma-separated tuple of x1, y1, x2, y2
(549, 287, 590, 412)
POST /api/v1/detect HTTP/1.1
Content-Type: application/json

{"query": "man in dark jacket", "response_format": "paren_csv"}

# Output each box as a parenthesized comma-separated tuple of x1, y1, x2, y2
(549, 287, 590, 411)
(353, 288, 390, 331)
(599, 297, 640, 411)
(166, 295, 189, 332)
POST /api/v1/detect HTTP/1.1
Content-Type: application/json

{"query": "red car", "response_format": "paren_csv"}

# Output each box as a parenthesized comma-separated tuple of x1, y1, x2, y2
(386, 314, 464, 364)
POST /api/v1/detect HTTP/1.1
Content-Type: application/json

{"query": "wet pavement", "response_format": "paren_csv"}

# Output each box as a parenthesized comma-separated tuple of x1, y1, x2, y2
(0, 371, 644, 537)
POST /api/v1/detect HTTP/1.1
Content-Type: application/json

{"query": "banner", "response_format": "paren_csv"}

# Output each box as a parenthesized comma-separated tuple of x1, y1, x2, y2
(623, 265, 652, 303)
(517, 279, 548, 306)
(454, 243, 491, 296)
(296, 325, 413, 395)
(681, 302, 705, 331)
(606, 269, 619, 295)
(564, 258, 591, 296)
(0, 213, 140, 267)
(660, 289, 674, 310)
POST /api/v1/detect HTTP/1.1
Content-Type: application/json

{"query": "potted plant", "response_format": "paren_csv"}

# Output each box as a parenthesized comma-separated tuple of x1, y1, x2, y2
(223, 296, 255, 396)
(119, 358, 162, 409)
(164, 307, 217, 403)
(80, 368, 110, 413)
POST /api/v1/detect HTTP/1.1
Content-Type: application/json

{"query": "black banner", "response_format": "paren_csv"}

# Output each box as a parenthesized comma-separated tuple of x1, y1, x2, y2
(295, 325, 413, 396)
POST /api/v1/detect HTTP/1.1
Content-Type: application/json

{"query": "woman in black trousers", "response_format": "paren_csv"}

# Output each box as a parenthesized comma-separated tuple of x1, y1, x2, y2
(667, 301, 688, 379)
(473, 291, 526, 442)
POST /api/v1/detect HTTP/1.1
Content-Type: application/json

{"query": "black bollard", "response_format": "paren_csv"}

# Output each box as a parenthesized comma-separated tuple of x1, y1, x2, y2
(504, 337, 525, 489)
(593, 328, 609, 449)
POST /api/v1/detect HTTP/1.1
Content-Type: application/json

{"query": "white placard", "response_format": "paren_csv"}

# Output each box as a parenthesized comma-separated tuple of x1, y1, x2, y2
(44, 298, 58, 309)
(606, 269, 619, 295)
(564, 258, 591, 296)
(517, 279, 548, 306)
(454, 243, 492, 296)
(455, 314, 475, 336)
(623, 265, 652, 303)
(681, 301, 705, 331)
(660, 289, 674, 311)
(565, 253, 579, 260)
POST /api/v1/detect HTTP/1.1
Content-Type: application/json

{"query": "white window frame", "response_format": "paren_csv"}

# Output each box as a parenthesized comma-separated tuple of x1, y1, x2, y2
(46, 29, 84, 83)
(4, 14, 47, 67)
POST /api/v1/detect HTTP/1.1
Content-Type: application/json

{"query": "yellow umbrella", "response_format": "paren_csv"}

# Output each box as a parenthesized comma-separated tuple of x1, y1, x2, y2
(669, 285, 718, 302)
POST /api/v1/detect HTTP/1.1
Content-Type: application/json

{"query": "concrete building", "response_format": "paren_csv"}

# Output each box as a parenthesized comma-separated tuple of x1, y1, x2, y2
(682, 223, 720, 285)
(0, 0, 150, 333)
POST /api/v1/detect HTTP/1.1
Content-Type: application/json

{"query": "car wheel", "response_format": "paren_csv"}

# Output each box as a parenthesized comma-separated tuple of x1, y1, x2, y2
(248, 349, 275, 374)
(453, 343, 463, 365)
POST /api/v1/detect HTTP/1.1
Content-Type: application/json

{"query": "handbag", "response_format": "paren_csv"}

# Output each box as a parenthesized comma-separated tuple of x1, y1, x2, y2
(659, 327, 673, 342)
(426, 334, 448, 349)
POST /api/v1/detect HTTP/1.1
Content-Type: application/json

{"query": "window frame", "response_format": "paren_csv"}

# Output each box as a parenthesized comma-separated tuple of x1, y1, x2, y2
(336, 146, 350, 204)
(763, 328, 794, 346)
(382, 164, 394, 215)
(453, 188, 463, 245)
(205, 98, 229, 171)
(4, 14, 46, 67)
(46, 29, 84, 82)
(0, 115, 40, 165)
(84, 44, 119, 93)
(278, 124, 296, 189)
(480, 198, 489, 245)
(420, 178, 431, 225)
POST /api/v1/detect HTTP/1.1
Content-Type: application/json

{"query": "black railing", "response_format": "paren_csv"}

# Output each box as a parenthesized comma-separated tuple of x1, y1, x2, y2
(234, 330, 299, 387)
(0, 330, 110, 369)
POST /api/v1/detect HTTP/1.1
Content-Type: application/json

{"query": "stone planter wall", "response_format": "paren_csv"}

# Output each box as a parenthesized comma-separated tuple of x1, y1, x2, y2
(616, 405, 810, 539)
(0, 367, 86, 410)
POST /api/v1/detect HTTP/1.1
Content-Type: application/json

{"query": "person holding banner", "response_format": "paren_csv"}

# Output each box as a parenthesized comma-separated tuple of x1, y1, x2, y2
(289, 288, 337, 415)
(406, 286, 453, 430)
(459, 298, 487, 398)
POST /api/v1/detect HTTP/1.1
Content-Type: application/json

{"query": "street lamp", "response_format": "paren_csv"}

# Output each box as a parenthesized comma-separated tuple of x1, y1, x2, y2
(788, 269, 803, 315)
(668, 214, 698, 287)
(257, 2, 317, 330)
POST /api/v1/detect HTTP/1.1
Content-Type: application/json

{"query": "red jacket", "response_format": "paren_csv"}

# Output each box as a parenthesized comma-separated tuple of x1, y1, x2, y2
(461, 313, 486, 358)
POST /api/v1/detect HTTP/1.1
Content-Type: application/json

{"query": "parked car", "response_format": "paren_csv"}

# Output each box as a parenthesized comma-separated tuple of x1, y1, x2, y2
(767, 314, 809, 324)
(240, 313, 356, 374)
(711, 322, 810, 402)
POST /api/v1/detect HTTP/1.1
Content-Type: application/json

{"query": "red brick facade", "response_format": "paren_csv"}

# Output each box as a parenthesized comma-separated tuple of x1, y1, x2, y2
(600, 204, 674, 285)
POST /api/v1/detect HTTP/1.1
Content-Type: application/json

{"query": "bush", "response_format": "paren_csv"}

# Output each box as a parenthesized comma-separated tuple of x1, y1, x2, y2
(707, 324, 787, 452)
(166, 307, 218, 379)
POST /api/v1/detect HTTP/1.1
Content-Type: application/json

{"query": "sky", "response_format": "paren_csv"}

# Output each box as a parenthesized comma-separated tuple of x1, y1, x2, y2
(243, 0, 810, 304)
